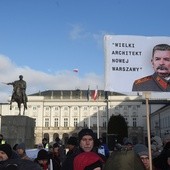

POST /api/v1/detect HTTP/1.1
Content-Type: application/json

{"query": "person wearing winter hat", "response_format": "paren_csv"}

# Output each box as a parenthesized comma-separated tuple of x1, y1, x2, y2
(0, 144, 12, 161)
(62, 137, 79, 170)
(67, 136, 78, 146)
(134, 144, 150, 170)
(66, 136, 78, 157)
(61, 129, 105, 170)
(34, 149, 49, 170)
(151, 136, 163, 157)
(16, 142, 30, 160)
(35, 149, 60, 170)
(48, 143, 61, 170)
(78, 128, 96, 152)
(74, 152, 104, 170)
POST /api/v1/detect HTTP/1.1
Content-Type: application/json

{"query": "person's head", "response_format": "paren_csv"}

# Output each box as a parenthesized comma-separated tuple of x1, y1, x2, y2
(37, 143, 44, 150)
(151, 136, 163, 154)
(163, 134, 170, 145)
(151, 44, 170, 78)
(134, 144, 150, 170)
(0, 134, 4, 140)
(37, 149, 49, 165)
(52, 143, 60, 156)
(67, 136, 78, 151)
(42, 138, 48, 144)
(78, 128, 95, 152)
(104, 150, 145, 170)
(16, 142, 26, 155)
(0, 144, 13, 161)
(13, 143, 18, 151)
(19, 75, 23, 80)
(123, 137, 133, 150)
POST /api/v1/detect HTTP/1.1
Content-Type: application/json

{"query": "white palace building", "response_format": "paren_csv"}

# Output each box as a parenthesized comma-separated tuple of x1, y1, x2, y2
(0, 90, 170, 145)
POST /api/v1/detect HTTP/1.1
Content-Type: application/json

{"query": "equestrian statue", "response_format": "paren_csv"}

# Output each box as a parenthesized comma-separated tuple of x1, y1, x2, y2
(7, 75, 28, 115)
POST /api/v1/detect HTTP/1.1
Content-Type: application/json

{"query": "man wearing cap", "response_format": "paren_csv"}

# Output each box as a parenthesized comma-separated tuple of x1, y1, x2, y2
(62, 128, 105, 170)
(134, 144, 151, 170)
(78, 128, 96, 152)
(0, 144, 13, 162)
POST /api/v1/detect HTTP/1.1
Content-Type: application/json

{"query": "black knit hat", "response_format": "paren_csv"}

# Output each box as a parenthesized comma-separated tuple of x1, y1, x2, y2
(0, 144, 12, 159)
(78, 129, 95, 141)
(37, 149, 49, 160)
(67, 137, 78, 146)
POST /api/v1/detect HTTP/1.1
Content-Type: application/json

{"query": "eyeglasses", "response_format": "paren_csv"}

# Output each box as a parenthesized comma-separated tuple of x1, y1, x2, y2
(140, 156, 149, 160)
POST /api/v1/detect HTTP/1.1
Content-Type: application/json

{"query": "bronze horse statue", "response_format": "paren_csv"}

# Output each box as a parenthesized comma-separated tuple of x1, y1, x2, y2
(7, 75, 27, 115)
(10, 86, 27, 115)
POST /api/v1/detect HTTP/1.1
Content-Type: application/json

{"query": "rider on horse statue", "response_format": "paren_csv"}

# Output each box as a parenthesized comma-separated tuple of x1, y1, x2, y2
(7, 75, 28, 110)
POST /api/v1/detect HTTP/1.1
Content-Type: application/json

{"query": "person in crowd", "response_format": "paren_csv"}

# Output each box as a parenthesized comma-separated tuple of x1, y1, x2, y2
(62, 136, 79, 170)
(132, 44, 170, 91)
(96, 137, 110, 158)
(103, 148, 145, 170)
(34, 149, 59, 170)
(151, 135, 163, 158)
(74, 151, 104, 170)
(16, 142, 30, 160)
(134, 143, 152, 170)
(62, 128, 106, 170)
(55, 137, 66, 164)
(49, 143, 61, 170)
(163, 134, 170, 146)
(42, 138, 49, 149)
(37, 143, 44, 150)
(0, 144, 13, 162)
(13, 144, 18, 151)
(3, 159, 42, 170)
(153, 141, 170, 170)
(122, 137, 134, 150)
(0, 134, 6, 145)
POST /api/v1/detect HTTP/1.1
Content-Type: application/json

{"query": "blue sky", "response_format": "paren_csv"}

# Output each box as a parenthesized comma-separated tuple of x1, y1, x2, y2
(0, 0, 170, 102)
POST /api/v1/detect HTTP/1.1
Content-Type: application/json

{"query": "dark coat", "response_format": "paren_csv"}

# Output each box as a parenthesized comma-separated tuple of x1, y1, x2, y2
(1, 159, 42, 170)
(61, 146, 80, 170)
(103, 150, 145, 170)
(132, 73, 170, 92)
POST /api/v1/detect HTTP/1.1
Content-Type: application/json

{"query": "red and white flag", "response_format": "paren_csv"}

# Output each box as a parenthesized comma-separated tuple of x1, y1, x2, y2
(92, 89, 98, 101)
(73, 68, 78, 73)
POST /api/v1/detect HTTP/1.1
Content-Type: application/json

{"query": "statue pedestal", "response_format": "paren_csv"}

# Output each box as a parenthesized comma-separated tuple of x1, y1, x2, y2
(0, 115, 35, 148)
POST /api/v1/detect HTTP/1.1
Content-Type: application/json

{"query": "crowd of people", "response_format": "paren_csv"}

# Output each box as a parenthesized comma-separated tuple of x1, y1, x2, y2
(0, 130, 170, 170)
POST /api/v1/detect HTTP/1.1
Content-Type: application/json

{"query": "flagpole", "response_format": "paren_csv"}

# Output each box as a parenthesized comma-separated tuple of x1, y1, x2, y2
(96, 85, 99, 139)
(97, 107, 99, 139)
(87, 85, 90, 129)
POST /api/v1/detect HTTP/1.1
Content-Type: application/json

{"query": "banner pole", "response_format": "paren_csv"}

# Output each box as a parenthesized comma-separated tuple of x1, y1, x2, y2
(145, 92, 152, 170)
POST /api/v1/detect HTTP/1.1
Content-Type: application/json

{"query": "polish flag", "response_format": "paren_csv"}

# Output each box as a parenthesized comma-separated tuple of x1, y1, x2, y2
(73, 69, 78, 73)
(92, 89, 98, 101)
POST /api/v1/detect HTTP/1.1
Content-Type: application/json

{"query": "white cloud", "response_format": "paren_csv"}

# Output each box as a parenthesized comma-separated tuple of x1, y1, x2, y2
(0, 55, 104, 102)
(69, 24, 90, 40)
